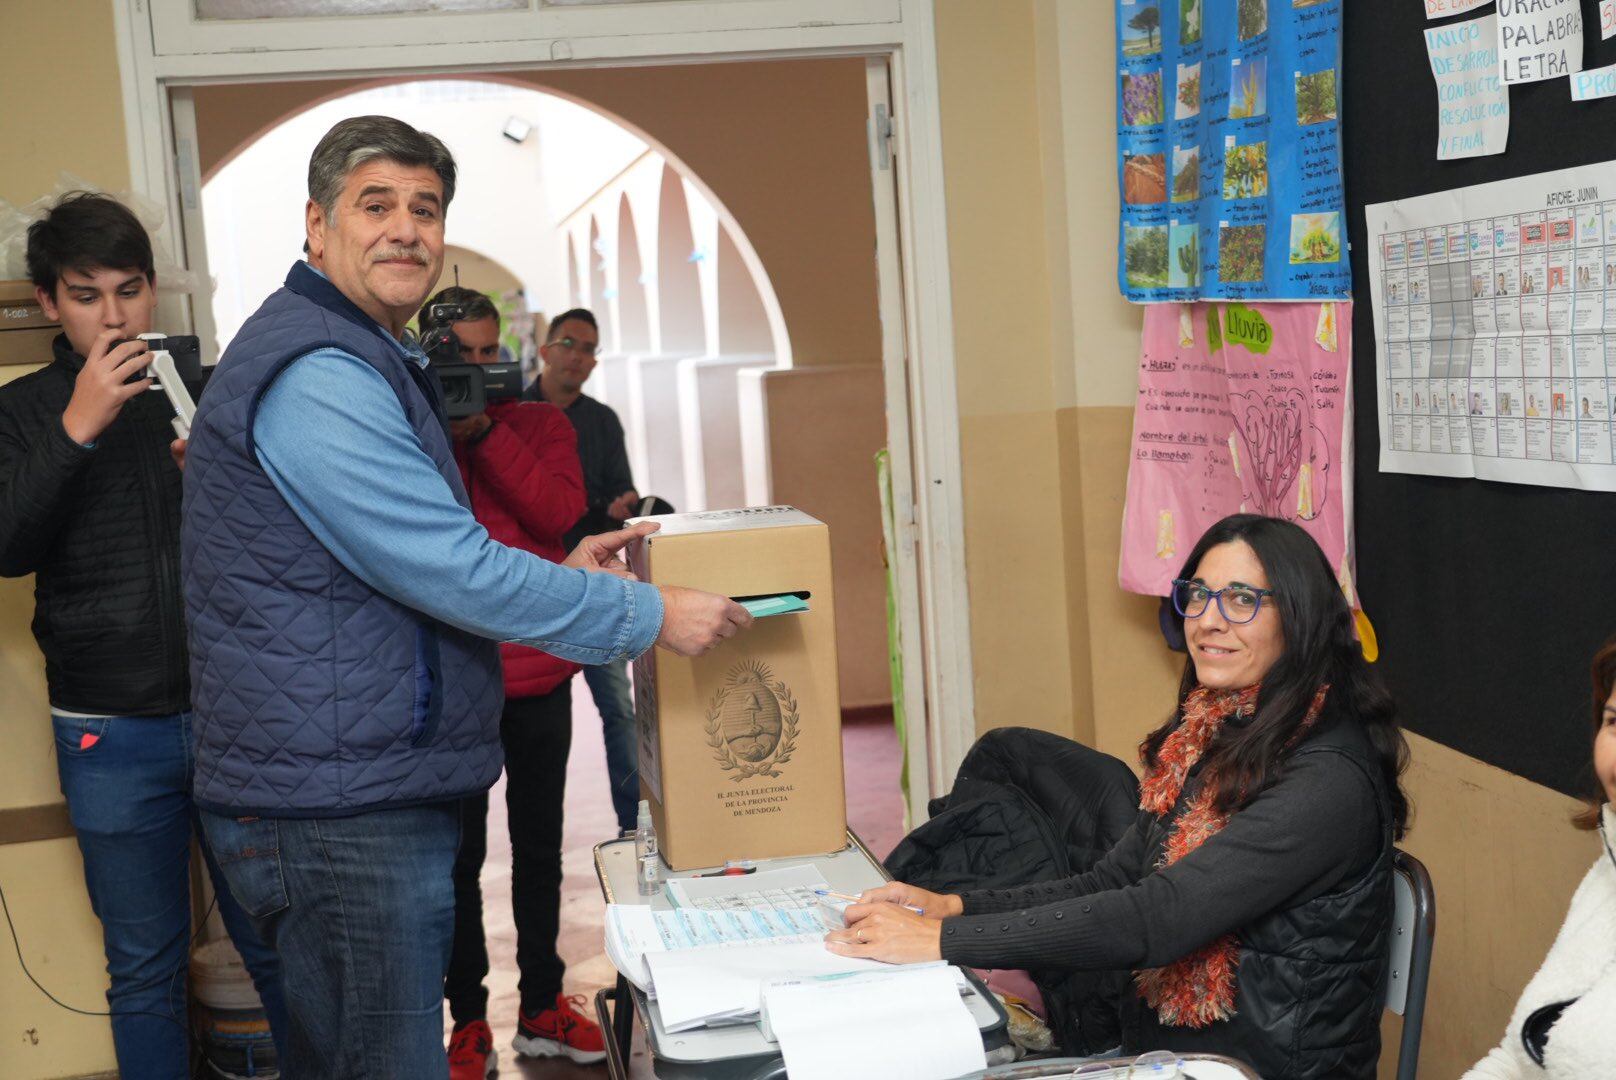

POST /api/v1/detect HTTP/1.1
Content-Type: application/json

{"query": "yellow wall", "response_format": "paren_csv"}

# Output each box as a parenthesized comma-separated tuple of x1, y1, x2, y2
(0, 3, 129, 205)
(933, 2, 1601, 1077)
(0, 5, 128, 1073)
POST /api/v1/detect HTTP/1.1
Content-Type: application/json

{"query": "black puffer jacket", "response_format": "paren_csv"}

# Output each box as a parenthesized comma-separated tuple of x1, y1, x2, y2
(0, 334, 189, 713)
(884, 727, 1139, 1055)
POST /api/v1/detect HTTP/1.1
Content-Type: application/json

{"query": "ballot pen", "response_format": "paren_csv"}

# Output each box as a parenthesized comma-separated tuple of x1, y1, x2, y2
(814, 888, 925, 915)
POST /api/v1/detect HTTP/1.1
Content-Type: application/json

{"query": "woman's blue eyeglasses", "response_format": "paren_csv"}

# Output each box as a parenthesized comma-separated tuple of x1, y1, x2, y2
(1171, 579, 1274, 625)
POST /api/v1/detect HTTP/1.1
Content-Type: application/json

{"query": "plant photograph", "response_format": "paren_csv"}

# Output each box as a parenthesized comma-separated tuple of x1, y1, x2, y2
(1126, 224, 1171, 289)
(1176, 62, 1202, 120)
(1180, 0, 1203, 44)
(1123, 3, 1163, 56)
(1295, 69, 1337, 125)
(1169, 223, 1200, 288)
(1289, 213, 1342, 263)
(1172, 145, 1200, 202)
(1237, 0, 1268, 40)
(1229, 57, 1267, 119)
(1124, 152, 1168, 205)
(1219, 224, 1267, 283)
(1122, 70, 1164, 126)
(1221, 140, 1268, 200)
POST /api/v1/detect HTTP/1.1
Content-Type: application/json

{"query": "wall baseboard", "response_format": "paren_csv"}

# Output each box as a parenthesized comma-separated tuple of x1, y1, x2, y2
(0, 803, 74, 847)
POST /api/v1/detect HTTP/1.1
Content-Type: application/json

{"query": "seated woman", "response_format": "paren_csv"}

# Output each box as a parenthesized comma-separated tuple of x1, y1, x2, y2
(1462, 639, 1616, 1078)
(827, 514, 1408, 1079)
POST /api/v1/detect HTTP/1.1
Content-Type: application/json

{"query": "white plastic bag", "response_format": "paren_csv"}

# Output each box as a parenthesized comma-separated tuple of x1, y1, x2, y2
(0, 173, 203, 295)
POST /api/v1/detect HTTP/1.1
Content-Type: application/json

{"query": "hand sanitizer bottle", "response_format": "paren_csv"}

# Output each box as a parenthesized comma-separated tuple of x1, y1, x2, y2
(634, 799, 660, 896)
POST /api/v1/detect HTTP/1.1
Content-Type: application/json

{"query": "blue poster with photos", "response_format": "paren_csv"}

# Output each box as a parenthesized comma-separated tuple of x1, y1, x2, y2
(1115, 0, 1350, 303)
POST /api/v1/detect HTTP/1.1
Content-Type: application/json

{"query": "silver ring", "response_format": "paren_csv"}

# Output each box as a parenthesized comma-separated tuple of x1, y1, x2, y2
(856, 931, 866, 943)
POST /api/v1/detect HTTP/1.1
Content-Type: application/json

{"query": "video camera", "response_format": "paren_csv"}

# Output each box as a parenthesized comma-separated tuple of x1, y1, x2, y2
(418, 300, 522, 420)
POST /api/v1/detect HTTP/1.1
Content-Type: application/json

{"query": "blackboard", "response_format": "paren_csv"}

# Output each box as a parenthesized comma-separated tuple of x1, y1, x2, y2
(1343, 1, 1616, 798)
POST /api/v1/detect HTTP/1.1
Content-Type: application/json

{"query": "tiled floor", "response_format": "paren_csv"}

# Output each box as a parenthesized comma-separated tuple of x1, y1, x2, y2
(449, 682, 906, 1077)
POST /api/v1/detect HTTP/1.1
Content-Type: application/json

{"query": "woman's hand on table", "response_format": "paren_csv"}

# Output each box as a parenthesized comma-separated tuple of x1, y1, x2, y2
(856, 881, 964, 918)
(824, 901, 946, 964)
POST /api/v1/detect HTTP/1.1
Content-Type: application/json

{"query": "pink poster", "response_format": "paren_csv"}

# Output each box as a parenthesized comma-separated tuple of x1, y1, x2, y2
(1119, 302, 1356, 601)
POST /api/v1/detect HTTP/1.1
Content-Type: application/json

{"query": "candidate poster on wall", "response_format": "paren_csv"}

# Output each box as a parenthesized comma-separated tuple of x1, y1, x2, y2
(1115, 0, 1351, 304)
(1119, 302, 1355, 598)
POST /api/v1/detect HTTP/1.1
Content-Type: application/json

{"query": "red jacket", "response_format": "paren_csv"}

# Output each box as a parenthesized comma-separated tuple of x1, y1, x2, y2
(453, 399, 587, 698)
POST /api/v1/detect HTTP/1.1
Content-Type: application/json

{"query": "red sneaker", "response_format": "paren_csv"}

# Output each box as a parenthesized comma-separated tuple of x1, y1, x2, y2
(512, 992, 607, 1065)
(448, 1019, 497, 1080)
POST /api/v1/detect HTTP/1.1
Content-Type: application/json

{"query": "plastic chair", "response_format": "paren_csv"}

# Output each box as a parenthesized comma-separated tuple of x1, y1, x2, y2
(1384, 848, 1436, 1080)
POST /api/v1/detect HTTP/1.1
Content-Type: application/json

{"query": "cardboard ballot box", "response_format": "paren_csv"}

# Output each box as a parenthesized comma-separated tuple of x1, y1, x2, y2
(628, 506, 846, 871)
(0, 280, 59, 367)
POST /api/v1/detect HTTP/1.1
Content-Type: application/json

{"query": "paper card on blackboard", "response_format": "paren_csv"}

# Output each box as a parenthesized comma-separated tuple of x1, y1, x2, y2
(1570, 61, 1616, 100)
(1602, 1, 1616, 41)
(1497, 0, 1584, 85)
(1425, 0, 1491, 19)
(1425, 13, 1510, 159)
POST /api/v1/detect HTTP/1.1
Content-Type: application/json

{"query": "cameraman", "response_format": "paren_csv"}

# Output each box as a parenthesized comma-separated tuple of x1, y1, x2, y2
(420, 287, 608, 1073)
(0, 192, 285, 1078)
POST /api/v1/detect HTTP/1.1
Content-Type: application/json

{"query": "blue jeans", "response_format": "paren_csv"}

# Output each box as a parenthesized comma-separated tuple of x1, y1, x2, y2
(201, 802, 460, 1080)
(584, 659, 639, 833)
(51, 711, 286, 1080)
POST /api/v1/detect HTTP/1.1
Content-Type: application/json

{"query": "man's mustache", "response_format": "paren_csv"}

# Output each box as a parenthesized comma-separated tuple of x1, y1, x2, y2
(370, 245, 429, 265)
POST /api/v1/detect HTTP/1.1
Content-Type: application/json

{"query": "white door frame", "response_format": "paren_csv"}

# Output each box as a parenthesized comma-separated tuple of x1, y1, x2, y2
(112, 0, 976, 813)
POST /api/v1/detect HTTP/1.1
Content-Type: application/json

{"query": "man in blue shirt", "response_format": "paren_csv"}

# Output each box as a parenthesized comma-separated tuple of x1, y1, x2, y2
(182, 115, 751, 1080)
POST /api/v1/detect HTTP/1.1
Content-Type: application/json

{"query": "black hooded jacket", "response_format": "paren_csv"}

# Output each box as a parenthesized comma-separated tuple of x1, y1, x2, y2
(0, 333, 189, 713)
(884, 726, 1142, 1055)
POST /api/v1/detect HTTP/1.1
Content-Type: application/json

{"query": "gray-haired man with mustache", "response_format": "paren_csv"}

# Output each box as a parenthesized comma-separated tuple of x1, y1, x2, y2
(181, 116, 750, 1078)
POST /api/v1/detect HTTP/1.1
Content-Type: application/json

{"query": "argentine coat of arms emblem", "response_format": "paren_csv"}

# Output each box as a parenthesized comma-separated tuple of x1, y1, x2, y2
(704, 660, 800, 782)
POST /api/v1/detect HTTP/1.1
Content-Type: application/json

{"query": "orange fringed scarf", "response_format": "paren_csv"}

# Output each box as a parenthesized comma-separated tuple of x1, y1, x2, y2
(1132, 682, 1328, 1029)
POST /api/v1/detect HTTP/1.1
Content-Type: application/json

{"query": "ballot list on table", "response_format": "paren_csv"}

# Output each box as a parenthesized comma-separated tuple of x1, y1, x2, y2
(605, 866, 845, 990)
(605, 865, 892, 1032)
(663, 864, 843, 939)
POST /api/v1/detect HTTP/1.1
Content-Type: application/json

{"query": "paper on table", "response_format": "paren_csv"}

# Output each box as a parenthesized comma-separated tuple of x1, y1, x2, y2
(664, 864, 828, 907)
(1425, 14, 1509, 159)
(764, 965, 987, 1080)
(603, 905, 664, 990)
(646, 942, 887, 1032)
(663, 865, 840, 942)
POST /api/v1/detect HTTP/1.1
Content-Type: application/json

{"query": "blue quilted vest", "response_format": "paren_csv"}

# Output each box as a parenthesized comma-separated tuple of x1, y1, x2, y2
(183, 262, 504, 817)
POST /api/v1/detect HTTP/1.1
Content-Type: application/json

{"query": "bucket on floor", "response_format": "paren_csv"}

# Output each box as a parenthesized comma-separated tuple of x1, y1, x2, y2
(191, 937, 279, 1079)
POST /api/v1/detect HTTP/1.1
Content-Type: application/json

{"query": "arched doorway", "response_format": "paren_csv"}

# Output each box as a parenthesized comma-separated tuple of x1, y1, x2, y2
(199, 77, 787, 368)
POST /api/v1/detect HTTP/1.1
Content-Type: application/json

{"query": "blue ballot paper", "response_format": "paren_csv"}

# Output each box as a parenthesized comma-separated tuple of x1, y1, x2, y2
(736, 594, 810, 618)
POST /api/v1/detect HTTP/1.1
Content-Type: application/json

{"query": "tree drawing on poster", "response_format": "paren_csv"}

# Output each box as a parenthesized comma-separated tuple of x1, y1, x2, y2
(1119, 302, 1355, 599)
(1114, 0, 1351, 303)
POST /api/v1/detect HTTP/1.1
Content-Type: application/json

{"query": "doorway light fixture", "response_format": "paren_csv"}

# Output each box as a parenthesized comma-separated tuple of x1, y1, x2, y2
(502, 116, 533, 143)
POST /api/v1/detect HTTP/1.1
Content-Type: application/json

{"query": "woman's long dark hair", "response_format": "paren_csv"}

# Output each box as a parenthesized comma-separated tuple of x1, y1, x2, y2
(1572, 636, 1616, 831)
(1139, 514, 1411, 837)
